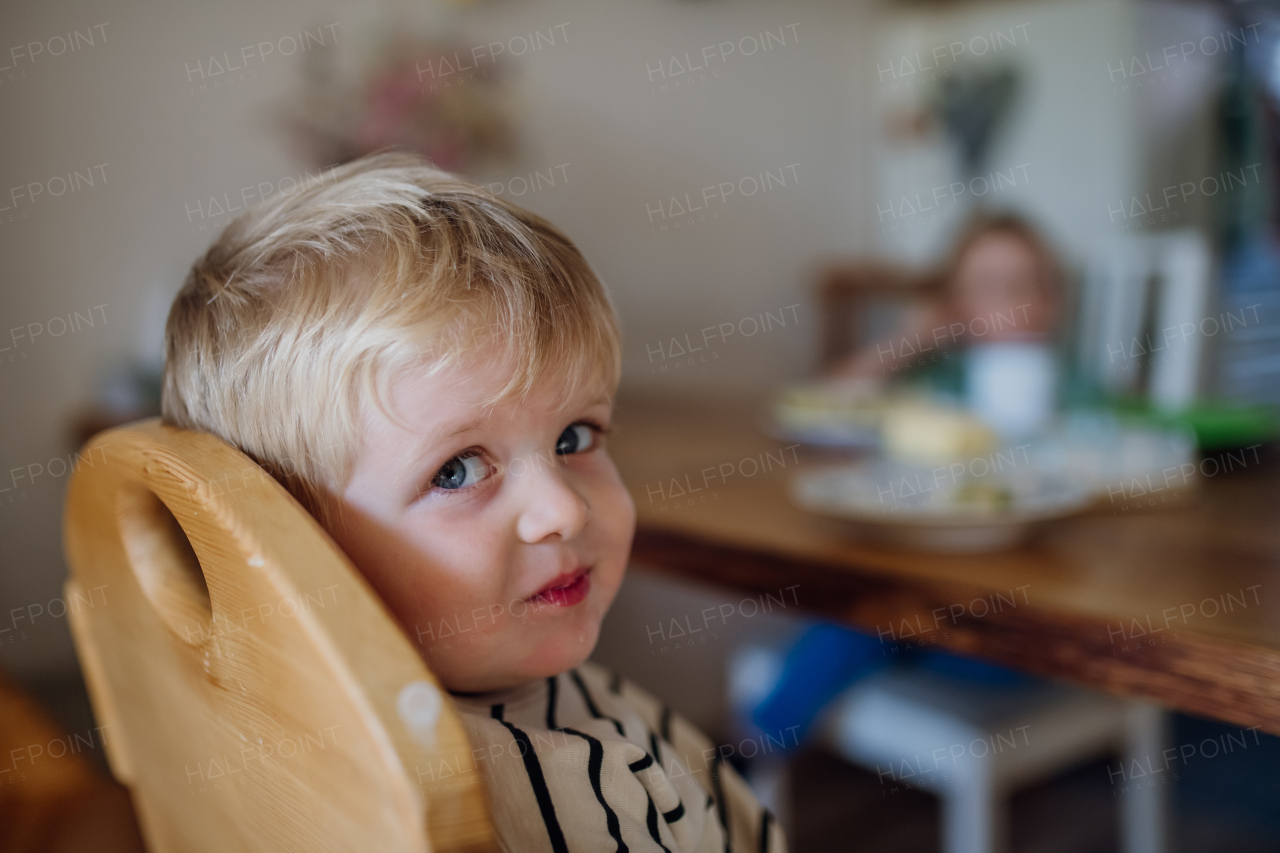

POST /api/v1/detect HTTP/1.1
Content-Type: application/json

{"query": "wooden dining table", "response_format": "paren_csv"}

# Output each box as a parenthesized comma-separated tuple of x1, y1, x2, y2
(609, 393, 1280, 735)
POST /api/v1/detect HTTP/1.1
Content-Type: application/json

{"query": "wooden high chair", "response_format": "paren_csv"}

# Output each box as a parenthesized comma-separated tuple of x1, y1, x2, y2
(62, 420, 499, 853)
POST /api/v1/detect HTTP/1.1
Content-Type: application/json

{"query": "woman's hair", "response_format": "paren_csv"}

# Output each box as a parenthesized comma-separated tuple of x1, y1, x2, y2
(943, 210, 1064, 294)
(162, 152, 620, 525)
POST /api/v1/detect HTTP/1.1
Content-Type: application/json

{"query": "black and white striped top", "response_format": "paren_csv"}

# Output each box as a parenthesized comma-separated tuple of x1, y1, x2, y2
(448, 662, 785, 853)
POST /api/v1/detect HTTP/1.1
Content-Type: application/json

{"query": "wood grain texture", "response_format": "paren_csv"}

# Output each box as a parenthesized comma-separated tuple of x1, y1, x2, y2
(62, 420, 498, 853)
(610, 394, 1280, 734)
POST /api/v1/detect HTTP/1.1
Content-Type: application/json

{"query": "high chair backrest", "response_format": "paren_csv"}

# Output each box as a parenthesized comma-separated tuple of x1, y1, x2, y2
(62, 420, 498, 853)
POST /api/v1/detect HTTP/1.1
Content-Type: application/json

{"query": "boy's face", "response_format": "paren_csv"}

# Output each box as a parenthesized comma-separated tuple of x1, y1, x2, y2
(326, 348, 635, 693)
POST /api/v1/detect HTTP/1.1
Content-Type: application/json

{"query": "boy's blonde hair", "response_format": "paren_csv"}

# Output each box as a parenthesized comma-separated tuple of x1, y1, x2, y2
(162, 152, 621, 524)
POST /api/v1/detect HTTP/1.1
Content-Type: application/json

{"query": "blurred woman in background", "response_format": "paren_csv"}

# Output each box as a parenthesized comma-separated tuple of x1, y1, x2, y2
(751, 212, 1067, 750)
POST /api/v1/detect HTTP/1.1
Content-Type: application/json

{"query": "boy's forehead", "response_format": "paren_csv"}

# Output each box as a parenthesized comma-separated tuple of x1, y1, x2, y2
(385, 356, 613, 435)
(397, 349, 608, 402)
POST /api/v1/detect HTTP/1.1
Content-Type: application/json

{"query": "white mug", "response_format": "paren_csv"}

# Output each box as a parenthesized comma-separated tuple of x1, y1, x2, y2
(966, 342, 1057, 436)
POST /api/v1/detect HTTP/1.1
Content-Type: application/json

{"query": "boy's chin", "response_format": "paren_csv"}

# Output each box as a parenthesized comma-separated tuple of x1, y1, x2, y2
(435, 624, 602, 694)
(517, 621, 602, 681)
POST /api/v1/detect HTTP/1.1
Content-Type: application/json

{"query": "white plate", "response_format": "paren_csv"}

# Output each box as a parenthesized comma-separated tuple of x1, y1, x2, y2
(761, 416, 881, 450)
(791, 462, 1095, 553)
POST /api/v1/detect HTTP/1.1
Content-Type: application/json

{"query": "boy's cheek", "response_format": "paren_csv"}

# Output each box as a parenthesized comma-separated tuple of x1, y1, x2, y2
(615, 489, 637, 546)
(596, 455, 637, 538)
(414, 613, 517, 691)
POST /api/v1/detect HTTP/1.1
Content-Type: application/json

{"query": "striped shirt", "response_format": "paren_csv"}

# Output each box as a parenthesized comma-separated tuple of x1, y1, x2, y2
(448, 661, 786, 853)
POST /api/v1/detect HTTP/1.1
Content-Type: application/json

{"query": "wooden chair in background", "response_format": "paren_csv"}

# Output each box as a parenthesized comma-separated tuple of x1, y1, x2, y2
(815, 263, 945, 370)
(62, 421, 498, 853)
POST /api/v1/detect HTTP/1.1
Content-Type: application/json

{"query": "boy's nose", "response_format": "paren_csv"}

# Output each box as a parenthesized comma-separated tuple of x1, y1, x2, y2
(515, 465, 588, 543)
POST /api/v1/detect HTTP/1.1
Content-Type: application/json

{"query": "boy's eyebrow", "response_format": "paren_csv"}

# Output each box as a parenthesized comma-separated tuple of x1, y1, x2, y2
(436, 418, 487, 442)
(410, 417, 487, 459)
(389, 417, 486, 488)
(395, 393, 614, 483)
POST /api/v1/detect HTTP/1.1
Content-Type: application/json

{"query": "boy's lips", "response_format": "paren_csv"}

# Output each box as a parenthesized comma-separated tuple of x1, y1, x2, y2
(526, 567, 591, 607)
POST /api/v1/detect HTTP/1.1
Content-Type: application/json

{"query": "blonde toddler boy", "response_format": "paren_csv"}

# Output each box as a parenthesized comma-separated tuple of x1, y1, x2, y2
(161, 153, 785, 853)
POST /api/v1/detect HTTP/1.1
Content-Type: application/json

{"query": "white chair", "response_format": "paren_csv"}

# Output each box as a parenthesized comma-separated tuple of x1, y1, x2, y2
(726, 647, 793, 830)
(1076, 229, 1213, 410)
(729, 647, 1168, 853)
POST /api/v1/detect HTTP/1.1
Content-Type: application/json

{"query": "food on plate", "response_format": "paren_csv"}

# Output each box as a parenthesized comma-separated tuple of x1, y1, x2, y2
(881, 403, 997, 464)
(953, 481, 1014, 513)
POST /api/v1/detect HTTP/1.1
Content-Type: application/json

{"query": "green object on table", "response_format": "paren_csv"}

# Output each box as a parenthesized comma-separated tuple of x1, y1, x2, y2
(1111, 399, 1279, 451)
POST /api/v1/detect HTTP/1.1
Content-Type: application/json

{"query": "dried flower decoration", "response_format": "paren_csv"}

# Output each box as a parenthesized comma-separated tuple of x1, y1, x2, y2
(284, 25, 516, 173)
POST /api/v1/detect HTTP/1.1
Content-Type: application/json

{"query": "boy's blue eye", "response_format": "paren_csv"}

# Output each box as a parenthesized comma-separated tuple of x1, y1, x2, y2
(556, 424, 595, 456)
(431, 453, 488, 491)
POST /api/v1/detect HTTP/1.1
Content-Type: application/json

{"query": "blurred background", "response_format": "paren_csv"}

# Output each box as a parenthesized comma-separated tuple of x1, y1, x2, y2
(2, 0, 1280, 849)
